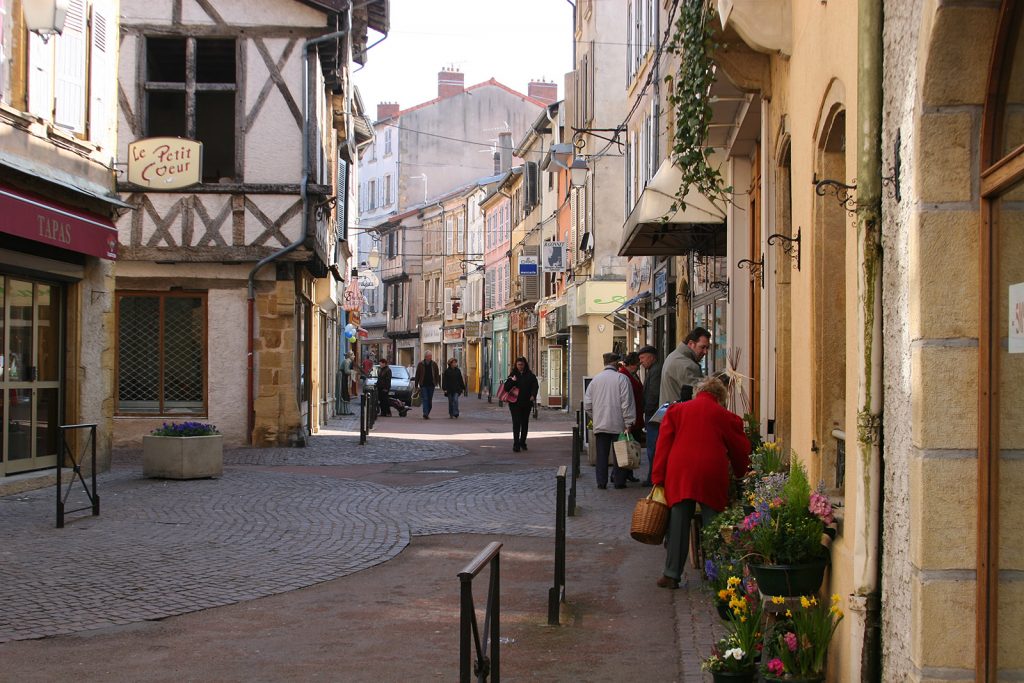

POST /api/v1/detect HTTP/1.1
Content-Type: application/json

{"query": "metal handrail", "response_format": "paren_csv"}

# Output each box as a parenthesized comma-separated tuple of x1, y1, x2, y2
(459, 541, 502, 683)
(56, 423, 99, 529)
(548, 466, 567, 625)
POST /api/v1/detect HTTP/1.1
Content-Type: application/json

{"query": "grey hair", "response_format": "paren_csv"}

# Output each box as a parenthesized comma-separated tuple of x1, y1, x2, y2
(695, 376, 728, 405)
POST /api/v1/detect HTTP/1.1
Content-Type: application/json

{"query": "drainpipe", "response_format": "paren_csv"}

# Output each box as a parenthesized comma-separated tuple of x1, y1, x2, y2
(247, 9, 352, 444)
(852, 0, 884, 680)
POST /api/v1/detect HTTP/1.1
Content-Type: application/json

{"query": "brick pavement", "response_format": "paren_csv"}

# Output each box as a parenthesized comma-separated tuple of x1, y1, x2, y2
(0, 397, 720, 679)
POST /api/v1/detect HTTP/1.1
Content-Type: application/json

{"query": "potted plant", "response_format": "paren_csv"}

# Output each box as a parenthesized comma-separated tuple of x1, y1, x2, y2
(142, 421, 223, 480)
(737, 461, 834, 596)
(701, 506, 748, 618)
(701, 579, 763, 683)
(762, 594, 844, 682)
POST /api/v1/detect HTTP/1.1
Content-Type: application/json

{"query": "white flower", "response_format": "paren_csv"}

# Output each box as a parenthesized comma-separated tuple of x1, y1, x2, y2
(724, 647, 745, 661)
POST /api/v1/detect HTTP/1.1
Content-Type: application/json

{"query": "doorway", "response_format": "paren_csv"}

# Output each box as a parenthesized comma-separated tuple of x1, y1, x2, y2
(0, 276, 63, 476)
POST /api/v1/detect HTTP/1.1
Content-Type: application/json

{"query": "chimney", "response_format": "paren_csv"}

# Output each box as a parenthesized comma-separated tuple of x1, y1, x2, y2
(376, 102, 400, 121)
(528, 79, 558, 105)
(438, 67, 465, 98)
(493, 151, 501, 176)
(498, 132, 513, 172)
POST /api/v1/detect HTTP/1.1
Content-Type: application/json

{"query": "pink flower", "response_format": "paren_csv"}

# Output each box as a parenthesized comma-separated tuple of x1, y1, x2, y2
(785, 631, 799, 652)
(809, 491, 834, 524)
(767, 658, 785, 676)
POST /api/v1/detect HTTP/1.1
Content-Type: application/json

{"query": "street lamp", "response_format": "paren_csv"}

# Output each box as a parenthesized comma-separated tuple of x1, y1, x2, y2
(367, 245, 380, 269)
(23, 0, 69, 38)
(569, 157, 589, 189)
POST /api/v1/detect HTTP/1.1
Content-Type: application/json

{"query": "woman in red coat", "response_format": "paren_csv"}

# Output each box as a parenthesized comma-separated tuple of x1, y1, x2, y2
(651, 376, 750, 588)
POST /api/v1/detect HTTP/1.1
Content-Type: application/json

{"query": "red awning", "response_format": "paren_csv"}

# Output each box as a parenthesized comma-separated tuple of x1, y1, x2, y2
(0, 184, 118, 260)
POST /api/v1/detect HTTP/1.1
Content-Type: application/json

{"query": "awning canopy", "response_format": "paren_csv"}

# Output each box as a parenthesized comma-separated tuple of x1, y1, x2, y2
(618, 160, 727, 257)
(612, 290, 651, 314)
(0, 184, 117, 260)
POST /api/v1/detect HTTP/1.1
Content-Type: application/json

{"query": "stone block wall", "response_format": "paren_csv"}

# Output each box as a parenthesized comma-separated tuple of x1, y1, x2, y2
(251, 280, 302, 447)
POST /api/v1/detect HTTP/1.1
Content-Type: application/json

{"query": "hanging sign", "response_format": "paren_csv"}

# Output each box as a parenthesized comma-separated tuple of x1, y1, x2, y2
(343, 274, 364, 312)
(543, 241, 566, 272)
(519, 255, 538, 275)
(1011, 282, 1024, 354)
(127, 137, 203, 189)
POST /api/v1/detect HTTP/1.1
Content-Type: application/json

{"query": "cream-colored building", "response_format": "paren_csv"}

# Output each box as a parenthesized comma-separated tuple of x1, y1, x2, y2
(0, 0, 123, 482)
(114, 0, 386, 447)
(598, 0, 1024, 679)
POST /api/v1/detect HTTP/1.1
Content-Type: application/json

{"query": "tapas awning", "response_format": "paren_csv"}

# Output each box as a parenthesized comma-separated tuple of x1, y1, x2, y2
(618, 160, 727, 257)
(0, 184, 118, 260)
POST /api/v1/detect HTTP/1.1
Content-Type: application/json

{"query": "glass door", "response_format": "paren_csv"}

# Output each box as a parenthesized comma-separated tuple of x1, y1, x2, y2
(1, 278, 62, 475)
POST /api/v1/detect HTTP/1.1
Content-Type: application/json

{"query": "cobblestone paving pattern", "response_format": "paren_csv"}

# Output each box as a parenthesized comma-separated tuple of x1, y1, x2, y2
(0, 423, 614, 643)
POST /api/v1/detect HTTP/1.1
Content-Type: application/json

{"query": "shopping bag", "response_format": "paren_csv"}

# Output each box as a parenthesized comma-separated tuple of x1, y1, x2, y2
(496, 383, 519, 403)
(613, 432, 641, 469)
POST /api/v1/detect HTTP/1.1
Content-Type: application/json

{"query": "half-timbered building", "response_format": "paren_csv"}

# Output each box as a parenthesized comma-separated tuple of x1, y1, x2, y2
(114, 0, 387, 447)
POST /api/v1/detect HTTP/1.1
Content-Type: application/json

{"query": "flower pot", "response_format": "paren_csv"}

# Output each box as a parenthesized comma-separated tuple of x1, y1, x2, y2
(143, 434, 223, 479)
(716, 601, 732, 621)
(712, 669, 756, 683)
(764, 675, 823, 683)
(749, 557, 828, 597)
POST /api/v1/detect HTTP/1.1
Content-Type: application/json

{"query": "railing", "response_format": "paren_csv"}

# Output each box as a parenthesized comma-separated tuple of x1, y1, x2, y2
(459, 541, 502, 683)
(548, 466, 567, 625)
(56, 423, 99, 529)
(359, 383, 378, 445)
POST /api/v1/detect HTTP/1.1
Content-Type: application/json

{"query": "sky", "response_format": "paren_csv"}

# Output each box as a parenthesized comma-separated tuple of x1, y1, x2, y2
(353, 0, 575, 116)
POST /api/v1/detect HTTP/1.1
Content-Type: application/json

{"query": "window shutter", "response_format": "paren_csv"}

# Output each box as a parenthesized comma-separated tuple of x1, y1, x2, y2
(28, 34, 53, 119)
(54, 0, 88, 132)
(88, 0, 113, 147)
(522, 244, 539, 301)
(570, 188, 577, 265)
(337, 159, 349, 241)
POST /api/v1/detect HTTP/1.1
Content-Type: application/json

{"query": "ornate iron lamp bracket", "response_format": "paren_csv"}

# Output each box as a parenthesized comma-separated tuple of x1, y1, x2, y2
(767, 227, 802, 271)
(813, 174, 858, 216)
(737, 255, 765, 289)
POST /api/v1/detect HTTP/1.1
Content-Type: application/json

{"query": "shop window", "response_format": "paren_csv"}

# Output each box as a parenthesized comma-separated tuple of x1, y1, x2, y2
(117, 293, 206, 415)
(145, 37, 236, 182)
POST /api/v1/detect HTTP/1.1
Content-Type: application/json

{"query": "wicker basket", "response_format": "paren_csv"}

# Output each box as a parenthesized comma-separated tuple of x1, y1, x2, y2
(630, 493, 669, 545)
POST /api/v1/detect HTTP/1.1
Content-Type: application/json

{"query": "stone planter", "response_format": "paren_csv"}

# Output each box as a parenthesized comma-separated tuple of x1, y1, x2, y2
(143, 434, 223, 479)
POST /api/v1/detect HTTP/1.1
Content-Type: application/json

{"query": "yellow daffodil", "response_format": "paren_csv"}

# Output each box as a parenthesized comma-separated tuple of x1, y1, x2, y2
(740, 616, 747, 622)
(718, 589, 729, 600)
(727, 576, 741, 587)
(771, 596, 785, 605)
(832, 593, 841, 605)
(785, 609, 793, 617)
(800, 596, 811, 609)
(810, 596, 818, 606)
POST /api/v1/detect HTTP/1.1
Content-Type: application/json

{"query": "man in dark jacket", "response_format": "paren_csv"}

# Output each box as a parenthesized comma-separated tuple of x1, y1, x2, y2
(638, 345, 661, 485)
(377, 358, 392, 416)
(441, 358, 466, 419)
(414, 351, 442, 419)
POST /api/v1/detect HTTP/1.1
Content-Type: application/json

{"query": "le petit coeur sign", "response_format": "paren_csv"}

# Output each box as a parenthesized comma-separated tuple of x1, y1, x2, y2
(127, 137, 203, 190)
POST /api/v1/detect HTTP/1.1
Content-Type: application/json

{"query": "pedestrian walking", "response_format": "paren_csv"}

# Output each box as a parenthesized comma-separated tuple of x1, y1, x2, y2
(583, 352, 636, 489)
(651, 376, 750, 589)
(376, 358, 392, 417)
(659, 327, 710, 406)
(414, 351, 441, 419)
(442, 358, 466, 418)
(338, 351, 354, 415)
(637, 344, 662, 485)
(503, 357, 538, 452)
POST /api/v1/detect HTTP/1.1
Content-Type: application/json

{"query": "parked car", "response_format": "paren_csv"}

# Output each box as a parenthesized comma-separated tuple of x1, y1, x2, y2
(363, 364, 413, 406)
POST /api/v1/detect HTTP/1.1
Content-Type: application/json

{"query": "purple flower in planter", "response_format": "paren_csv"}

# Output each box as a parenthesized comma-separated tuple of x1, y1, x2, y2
(705, 559, 718, 581)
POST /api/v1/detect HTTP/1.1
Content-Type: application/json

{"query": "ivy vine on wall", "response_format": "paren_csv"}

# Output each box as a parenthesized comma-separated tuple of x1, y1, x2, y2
(664, 0, 732, 212)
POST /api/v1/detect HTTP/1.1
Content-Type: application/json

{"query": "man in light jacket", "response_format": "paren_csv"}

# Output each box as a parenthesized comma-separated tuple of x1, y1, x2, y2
(584, 352, 637, 489)
(659, 327, 711, 406)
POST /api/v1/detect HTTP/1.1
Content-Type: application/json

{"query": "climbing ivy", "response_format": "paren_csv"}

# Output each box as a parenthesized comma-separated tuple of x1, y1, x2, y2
(664, 0, 731, 211)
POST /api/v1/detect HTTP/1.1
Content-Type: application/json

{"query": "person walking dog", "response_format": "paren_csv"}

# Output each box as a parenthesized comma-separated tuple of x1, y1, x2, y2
(503, 357, 538, 452)
(414, 351, 441, 419)
(583, 352, 636, 489)
(442, 358, 466, 419)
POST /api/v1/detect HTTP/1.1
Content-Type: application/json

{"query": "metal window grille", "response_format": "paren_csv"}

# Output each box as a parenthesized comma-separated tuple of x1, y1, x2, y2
(117, 294, 205, 414)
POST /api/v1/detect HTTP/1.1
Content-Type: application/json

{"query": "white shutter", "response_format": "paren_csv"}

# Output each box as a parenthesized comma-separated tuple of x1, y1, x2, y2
(522, 245, 539, 301)
(28, 34, 53, 119)
(54, 0, 88, 132)
(88, 0, 113, 147)
(444, 286, 452, 320)
(570, 188, 577, 265)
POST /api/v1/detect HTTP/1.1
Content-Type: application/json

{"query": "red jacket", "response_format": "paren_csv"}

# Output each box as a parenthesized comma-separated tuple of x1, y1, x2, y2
(651, 392, 751, 512)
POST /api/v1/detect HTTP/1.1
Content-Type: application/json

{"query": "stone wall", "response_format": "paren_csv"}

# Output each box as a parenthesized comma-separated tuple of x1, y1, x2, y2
(252, 280, 302, 447)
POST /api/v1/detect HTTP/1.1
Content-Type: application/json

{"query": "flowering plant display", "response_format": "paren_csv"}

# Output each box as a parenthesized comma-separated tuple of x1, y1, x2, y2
(762, 594, 845, 679)
(717, 575, 764, 664)
(749, 440, 787, 479)
(738, 461, 831, 566)
(702, 635, 756, 674)
(150, 421, 220, 437)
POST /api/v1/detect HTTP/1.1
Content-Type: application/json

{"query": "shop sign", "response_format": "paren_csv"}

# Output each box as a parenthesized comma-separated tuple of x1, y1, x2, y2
(443, 326, 464, 343)
(421, 321, 442, 343)
(576, 280, 627, 316)
(0, 184, 118, 260)
(543, 241, 566, 272)
(492, 313, 509, 332)
(654, 267, 668, 298)
(518, 255, 538, 275)
(127, 137, 203, 190)
(465, 321, 481, 338)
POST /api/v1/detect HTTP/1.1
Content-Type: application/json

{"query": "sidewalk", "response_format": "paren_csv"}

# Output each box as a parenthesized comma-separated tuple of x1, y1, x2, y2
(0, 397, 720, 681)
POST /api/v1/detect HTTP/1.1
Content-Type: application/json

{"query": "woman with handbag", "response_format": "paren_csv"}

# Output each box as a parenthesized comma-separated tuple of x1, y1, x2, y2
(650, 376, 751, 588)
(501, 357, 538, 452)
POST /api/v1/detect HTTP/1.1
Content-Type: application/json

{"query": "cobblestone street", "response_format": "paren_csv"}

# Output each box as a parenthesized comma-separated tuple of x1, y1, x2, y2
(0, 398, 719, 681)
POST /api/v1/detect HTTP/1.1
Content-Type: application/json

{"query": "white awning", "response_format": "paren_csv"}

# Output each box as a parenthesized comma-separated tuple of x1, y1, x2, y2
(618, 160, 727, 257)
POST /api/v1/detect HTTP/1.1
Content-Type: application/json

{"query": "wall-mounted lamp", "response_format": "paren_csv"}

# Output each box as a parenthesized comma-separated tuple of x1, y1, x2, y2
(569, 158, 589, 189)
(367, 245, 380, 269)
(23, 0, 69, 39)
